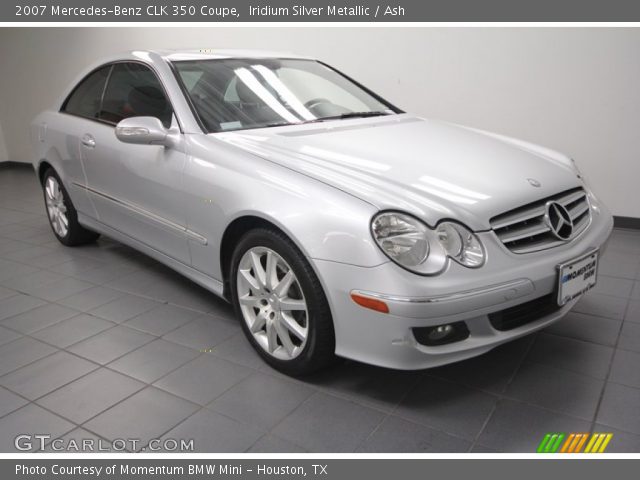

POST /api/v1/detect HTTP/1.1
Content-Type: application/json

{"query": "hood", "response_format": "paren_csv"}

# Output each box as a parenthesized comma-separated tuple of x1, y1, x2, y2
(213, 115, 582, 230)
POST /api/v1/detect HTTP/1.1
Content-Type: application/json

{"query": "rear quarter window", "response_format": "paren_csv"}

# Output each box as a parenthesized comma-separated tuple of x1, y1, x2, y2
(62, 66, 111, 119)
(100, 63, 173, 128)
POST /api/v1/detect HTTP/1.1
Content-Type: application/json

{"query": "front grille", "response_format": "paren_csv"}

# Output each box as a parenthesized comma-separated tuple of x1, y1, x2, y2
(488, 294, 561, 331)
(490, 188, 591, 254)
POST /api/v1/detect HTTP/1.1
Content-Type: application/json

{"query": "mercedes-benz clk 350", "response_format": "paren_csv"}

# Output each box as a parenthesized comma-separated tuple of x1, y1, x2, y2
(31, 50, 613, 375)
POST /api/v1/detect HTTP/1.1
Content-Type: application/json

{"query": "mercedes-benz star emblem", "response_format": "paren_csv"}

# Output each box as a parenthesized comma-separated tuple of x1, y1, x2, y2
(545, 201, 574, 240)
(527, 178, 541, 187)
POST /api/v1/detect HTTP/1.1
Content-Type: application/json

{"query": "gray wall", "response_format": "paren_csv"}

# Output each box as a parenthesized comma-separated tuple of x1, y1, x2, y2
(0, 27, 638, 217)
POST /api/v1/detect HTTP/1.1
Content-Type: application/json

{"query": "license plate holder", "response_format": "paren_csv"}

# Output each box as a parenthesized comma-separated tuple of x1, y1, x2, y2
(557, 249, 599, 306)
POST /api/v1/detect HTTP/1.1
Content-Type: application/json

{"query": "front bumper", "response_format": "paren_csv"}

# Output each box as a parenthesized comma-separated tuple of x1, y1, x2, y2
(313, 202, 614, 370)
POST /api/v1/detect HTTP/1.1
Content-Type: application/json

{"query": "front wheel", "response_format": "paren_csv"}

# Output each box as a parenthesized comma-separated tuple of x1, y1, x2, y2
(230, 228, 337, 376)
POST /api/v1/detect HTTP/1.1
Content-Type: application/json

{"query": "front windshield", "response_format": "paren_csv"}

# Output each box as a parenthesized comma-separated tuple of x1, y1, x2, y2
(172, 58, 399, 132)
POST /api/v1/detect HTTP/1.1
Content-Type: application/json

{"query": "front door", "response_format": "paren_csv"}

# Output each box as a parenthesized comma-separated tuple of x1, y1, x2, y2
(79, 62, 190, 264)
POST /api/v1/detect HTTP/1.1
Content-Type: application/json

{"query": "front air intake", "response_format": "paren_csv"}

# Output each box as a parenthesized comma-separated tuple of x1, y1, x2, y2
(488, 294, 561, 331)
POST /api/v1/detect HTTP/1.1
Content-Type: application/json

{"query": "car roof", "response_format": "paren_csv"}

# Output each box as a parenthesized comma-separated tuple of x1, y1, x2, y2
(151, 49, 312, 61)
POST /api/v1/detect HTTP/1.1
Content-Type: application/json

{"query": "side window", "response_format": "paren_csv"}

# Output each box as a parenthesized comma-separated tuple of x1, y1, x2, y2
(62, 66, 111, 119)
(100, 63, 173, 128)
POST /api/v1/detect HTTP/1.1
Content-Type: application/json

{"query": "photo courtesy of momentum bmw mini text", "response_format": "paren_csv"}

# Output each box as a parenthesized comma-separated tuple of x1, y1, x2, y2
(0, 0, 639, 479)
(15, 463, 314, 475)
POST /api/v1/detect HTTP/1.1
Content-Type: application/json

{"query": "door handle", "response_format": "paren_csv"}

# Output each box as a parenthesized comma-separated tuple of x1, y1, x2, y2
(81, 134, 96, 148)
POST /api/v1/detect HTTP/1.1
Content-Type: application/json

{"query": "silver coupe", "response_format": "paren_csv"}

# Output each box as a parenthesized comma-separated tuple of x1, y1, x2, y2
(31, 50, 613, 375)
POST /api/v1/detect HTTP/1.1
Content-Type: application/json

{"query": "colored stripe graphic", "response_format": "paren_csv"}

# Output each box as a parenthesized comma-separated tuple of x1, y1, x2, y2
(584, 433, 599, 453)
(584, 433, 614, 453)
(550, 433, 565, 453)
(598, 433, 613, 453)
(536, 434, 552, 453)
(573, 433, 589, 453)
(538, 432, 613, 453)
(537, 433, 565, 453)
(560, 433, 575, 453)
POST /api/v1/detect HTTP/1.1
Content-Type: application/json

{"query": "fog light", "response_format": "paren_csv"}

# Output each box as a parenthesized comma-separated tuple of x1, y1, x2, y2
(412, 321, 470, 346)
(429, 325, 454, 341)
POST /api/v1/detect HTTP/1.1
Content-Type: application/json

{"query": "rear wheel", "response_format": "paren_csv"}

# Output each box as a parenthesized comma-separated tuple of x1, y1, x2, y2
(230, 228, 337, 376)
(42, 168, 99, 246)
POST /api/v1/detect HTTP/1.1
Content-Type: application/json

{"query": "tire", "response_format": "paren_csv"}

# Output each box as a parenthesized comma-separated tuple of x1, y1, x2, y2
(230, 227, 337, 376)
(42, 168, 100, 246)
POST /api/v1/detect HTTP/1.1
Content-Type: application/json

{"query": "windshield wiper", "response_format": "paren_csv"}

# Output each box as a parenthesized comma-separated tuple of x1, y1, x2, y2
(233, 112, 393, 131)
(303, 111, 393, 124)
(260, 121, 293, 129)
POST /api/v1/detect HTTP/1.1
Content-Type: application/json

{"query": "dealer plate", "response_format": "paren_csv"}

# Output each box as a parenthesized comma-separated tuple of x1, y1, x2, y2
(557, 250, 599, 306)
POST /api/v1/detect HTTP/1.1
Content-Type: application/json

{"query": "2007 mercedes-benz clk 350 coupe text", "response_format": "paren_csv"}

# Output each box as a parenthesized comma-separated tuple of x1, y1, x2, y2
(32, 50, 613, 375)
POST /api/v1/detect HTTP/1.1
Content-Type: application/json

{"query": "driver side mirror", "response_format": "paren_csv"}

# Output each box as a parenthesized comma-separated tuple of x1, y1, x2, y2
(115, 117, 171, 146)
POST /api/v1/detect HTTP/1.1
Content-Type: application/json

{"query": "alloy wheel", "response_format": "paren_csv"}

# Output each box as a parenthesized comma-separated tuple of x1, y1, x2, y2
(236, 246, 309, 360)
(45, 176, 69, 238)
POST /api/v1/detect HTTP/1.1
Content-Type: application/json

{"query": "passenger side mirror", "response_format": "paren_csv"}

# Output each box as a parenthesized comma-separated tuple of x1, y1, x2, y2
(115, 117, 171, 146)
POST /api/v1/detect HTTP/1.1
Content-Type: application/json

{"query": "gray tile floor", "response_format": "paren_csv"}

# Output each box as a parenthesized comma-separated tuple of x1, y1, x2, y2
(1, 164, 639, 453)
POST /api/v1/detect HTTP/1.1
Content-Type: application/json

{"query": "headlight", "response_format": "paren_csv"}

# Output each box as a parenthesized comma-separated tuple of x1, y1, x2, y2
(436, 222, 485, 268)
(371, 212, 485, 274)
(370, 212, 429, 267)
